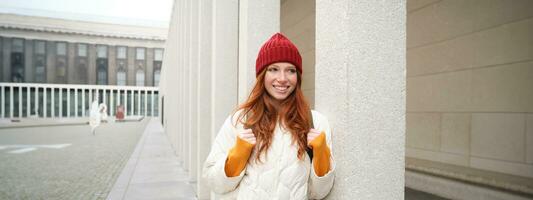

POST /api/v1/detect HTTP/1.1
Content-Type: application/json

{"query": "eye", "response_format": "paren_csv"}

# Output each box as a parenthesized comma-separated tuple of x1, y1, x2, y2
(288, 68, 297, 73)
(268, 67, 278, 72)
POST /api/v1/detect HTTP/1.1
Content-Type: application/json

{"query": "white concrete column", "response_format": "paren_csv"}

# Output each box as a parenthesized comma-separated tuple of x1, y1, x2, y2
(75, 89, 78, 117)
(130, 90, 134, 115)
(315, 1, 406, 199)
(67, 89, 70, 117)
(42, 87, 46, 118)
(81, 89, 85, 116)
(26, 86, 30, 117)
(57, 88, 63, 118)
(188, 0, 199, 182)
(88, 89, 92, 116)
(161, 0, 180, 159)
(237, 0, 280, 103)
(111, 89, 115, 116)
(212, 0, 239, 135)
(51, 88, 55, 117)
(143, 90, 147, 116)
(18, 86, 22, 118)
(196, 0, 213, 199)
(35, 87, 38, 117)
(182, 0, 191, 172)
(177, 0, 185, 164)
(10, 86, 14, 118)
(209, 0, 240, 194)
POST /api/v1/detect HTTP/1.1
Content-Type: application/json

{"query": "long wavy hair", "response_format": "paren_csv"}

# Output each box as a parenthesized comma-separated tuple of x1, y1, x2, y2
(234, 68, 311, 163)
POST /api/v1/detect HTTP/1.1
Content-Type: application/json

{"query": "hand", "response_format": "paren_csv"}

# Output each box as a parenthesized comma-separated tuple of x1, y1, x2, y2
(237, 129, 256, 145)
(307, 128, 322, 147)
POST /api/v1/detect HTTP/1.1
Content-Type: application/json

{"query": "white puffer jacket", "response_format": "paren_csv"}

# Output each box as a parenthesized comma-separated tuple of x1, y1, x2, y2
(203, 110, 335, 200)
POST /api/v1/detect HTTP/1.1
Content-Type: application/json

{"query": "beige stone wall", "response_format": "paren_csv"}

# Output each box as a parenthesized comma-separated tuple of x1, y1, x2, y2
(281, 0, 315, 108)
(406, 0, 533, 178)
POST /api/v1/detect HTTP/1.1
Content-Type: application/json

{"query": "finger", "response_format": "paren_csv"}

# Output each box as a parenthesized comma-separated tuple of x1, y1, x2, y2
(246, 138, 256, 145)
(241, 134, 255, 140)
(308, 132, 320, 138)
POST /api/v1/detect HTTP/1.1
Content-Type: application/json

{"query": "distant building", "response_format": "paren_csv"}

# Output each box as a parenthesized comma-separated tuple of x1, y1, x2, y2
(0, 13, 166, 87)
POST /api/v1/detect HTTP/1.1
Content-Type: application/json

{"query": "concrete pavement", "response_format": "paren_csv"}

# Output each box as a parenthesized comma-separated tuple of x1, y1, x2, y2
(107, 118, 196, 200)
(0, 118, 148, 200)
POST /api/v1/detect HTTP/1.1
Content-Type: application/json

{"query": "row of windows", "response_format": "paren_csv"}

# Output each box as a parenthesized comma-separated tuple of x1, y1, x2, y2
(113, 69, 160, 86)
(8, 38, 164, 61)
(3, 38, 163, 86)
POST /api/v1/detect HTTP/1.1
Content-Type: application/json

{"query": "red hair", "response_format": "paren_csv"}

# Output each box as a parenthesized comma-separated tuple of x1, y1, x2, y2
(234, 69, 311, 163)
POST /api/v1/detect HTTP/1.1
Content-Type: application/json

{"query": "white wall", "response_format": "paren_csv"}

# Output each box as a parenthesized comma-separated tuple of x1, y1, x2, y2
(161, 0, 406, 199)
(315, 0, 406, 199)
(281, 0, 315, 108)
(406, 0, 533, 179)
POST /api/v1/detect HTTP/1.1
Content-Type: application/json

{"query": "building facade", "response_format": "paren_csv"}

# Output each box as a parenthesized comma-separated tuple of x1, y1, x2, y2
(159, 0, 533, 200)
(159, 0, 405, 199)
(0, 13, 166, 87)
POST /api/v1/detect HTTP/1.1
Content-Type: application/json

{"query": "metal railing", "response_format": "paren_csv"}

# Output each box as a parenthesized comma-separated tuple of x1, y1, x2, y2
(0, 82, 159, 118)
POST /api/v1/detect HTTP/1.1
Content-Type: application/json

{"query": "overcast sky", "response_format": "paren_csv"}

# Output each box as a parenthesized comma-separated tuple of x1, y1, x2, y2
(0, 0, 173, 28)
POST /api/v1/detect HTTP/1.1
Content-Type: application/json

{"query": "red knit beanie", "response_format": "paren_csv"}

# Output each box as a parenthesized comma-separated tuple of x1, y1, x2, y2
(255, 33, 302, 76)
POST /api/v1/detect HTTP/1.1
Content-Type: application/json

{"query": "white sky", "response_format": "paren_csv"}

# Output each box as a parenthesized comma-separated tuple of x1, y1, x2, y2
(0, 0, 173, 28)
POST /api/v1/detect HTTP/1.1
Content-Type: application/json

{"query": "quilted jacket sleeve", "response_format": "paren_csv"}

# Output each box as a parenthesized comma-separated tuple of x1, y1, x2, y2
(308, 111, 335, 199)
(202, 115, 246, 195)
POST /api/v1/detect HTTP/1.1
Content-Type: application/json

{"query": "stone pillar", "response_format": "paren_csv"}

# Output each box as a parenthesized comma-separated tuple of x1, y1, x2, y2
(208, 2, 240, 198)
(188, 0, 199, 183)
(46, 41, 56, 83)
(127, 47, 135, 86)
(315, 1, 406, 199)
(212, 0, 239, 138)
(24, 39, 33, 83)
(237, 0, 280, 103)
(176, 0, 185, 165)
(3, 37, 11, 82)
(67, 43, 76, 84)
(181, 0, 190, 172)
(146, 48, 154, 86)
(197, 0, 213, 198)
(88, 44, 97, 85)
(161, 0, 180, 164)
(108, 46, 117, 85)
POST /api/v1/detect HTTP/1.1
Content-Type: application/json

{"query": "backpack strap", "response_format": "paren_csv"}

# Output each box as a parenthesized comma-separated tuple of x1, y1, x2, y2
(306, 110, 314, 162)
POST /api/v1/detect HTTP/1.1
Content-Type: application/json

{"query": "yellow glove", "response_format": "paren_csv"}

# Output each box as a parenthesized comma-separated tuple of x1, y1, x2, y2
(224, 137, 254, 177)
(309, 132, 331, 177)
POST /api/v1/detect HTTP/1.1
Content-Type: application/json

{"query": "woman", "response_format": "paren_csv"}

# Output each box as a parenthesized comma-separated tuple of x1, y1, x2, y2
(203, 33, 335, 200)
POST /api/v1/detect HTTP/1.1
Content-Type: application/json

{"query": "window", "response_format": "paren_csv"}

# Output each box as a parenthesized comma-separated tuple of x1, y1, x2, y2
(136, 70, 145, 86)
(136, 48, 145, 60)
(154, 49, 163, 61)
(34, 41, 46, 83)
(77, 44, 87, 57)
(154, 70, 161, 86)
(97, 45, 107, 58)
(117, 46, 127, 59)
(11, 39, 25, 82)
(97, 68, 107, 85)
(117, 70, 126, 86)
(12, 38, 24, 52)
(153, 49, 162, 87)
(35, 41, 46, 55)
(56, 42, 67, 56)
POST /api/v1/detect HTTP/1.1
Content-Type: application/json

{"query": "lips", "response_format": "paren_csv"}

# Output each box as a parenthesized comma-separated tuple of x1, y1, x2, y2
(273, 85, 290, 93)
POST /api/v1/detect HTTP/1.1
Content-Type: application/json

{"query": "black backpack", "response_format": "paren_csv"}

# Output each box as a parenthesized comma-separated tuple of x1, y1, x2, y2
(306, 110, 314, 162)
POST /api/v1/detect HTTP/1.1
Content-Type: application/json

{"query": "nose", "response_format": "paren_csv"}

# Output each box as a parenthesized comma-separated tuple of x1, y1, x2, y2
(277, 71, 288, 83)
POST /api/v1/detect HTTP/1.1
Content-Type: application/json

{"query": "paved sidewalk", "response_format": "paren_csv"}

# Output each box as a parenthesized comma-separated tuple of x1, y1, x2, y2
(0, 118, 148, 199)
(107, 118, 196, 200)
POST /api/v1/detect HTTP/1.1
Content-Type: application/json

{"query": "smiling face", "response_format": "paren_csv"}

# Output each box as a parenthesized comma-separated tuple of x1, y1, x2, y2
(264, 62, 298, 102)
